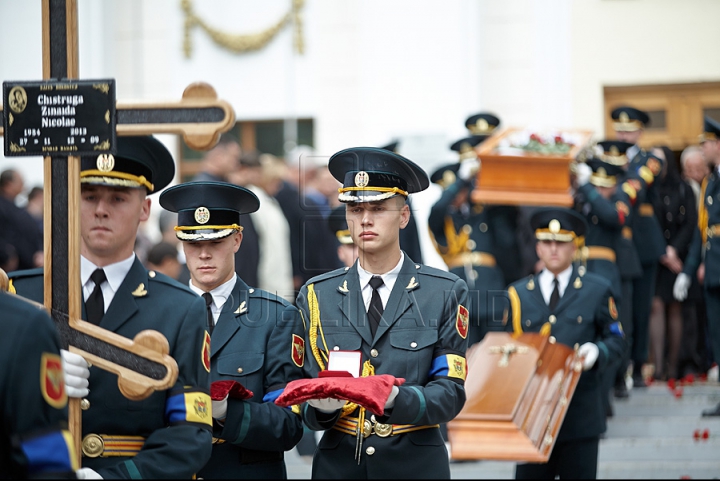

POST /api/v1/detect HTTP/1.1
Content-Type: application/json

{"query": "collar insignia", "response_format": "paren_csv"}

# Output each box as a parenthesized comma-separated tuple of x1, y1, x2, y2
(131, 283, 147, 297)
(234, 301, 247, 315)
(338, 280, 349, 293)
(527, 278, 535, 290)
(406, 277, 418, 289)
(574, 277, 583, 289)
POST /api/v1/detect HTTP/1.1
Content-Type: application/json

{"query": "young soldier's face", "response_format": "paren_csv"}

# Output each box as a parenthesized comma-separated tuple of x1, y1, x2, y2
(345, 197, 409, 256)
(536, 240, 576, 275)
(183, 232, 242, 292)
(80, 185, 150, 265)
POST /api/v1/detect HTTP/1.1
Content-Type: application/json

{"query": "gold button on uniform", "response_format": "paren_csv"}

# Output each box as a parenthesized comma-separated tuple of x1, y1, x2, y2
(549, 336, 556, 344)
(148, 271, 156, 278)
(80, 398, 90, 410)
(366, 446, 375, 455)
(548, 315, 557, 324)
(333, 346, 340, 351)
(237, 368, 243, 374)
(410, 342, 417, 348)
(370, 349, 379, 358)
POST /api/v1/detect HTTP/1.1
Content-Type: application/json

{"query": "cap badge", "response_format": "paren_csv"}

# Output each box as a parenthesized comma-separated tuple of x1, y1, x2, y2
(610, 146, 619, 156)
(96, 153, 115, 172)
(619, 111, 629, 123)
(194, 207, 210, 224)
(598, 167, 607, 177)
(354, 171, 369, 188)
(549, 219, 561, 234)
(476, 118, 489, 132)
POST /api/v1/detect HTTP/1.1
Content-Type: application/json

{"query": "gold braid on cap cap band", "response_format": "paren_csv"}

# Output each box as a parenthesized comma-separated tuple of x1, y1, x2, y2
(600, 154, 627, 166)
(81, 170, 154, 192)
(535, 228, 576, 242)
(700, 132, 717, 143)
(338, 186, 409, 197)
(613, 119, 644, 132)
(175, 224, 243, 232)
(590, 173, 617, 188)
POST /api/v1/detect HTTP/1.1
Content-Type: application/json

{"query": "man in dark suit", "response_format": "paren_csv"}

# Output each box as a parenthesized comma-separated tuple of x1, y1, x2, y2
(297, 147, 469, 479)
(505, 207, 625, 479)
(9, 136, 213, 478)
(0, 290, 77, 478)
(160, 181, 305, 478)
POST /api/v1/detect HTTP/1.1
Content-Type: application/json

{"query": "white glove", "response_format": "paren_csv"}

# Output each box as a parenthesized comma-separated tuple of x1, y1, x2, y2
(307, 397, 346, 413)
(578, 342, 599, 371)
(575, 162, 592, 186)
(673, 273, 691, 302)
(458, 159, 480, 181)
(76, 468, 103, 479)
(384, 385, 399, 410)
(212, 396, 228, 420)
(61, 349, 89, 398)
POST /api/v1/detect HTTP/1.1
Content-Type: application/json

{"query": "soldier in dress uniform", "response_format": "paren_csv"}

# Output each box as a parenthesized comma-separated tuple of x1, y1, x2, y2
(0, 289, 77, 478)
(611, 107, 666, 388)
(297, 147, 469, 479)
(9, 136, 213, 478)
(574, 154, 633, 414)
(674, 116, 720, 416)
(505, 208, 626, 479)
(159, 181, 305, 478)
(428, 136, 507, 345)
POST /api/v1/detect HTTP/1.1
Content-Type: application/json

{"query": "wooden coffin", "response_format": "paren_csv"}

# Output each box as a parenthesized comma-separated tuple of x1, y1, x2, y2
(471, 127, 594, 207)
(447, 332, 582, 462)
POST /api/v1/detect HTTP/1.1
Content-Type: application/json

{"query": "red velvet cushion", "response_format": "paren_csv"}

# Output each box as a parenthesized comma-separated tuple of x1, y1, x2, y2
(211, 380, 254, 401)
(274, 374, 405, 416)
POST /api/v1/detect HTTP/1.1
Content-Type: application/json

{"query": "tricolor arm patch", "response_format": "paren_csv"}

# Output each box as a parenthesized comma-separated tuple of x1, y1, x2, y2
(428, 353, 467, 381)
(20, 429, 78, 474)
(165, 386, 213, 430)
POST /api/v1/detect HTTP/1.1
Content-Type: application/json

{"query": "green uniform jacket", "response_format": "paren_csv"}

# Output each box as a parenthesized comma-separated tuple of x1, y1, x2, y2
(629, 149, 666, 265)
(9, 258, 212, 479)
(0, 292, 76, 478)
(505, 267, 626, 441)
(198, 275, 305, 479)
(297, 254, 469, 479)
(684, 170, 720, 288)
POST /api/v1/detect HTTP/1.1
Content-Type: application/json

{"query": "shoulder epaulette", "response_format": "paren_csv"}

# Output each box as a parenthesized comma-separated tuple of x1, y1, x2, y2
(147, 270, 197, 295)
(414, 264, 462, 282)
(7, 267, 44, 280)
(248, 287, 292, 306)
(305, 267, 348, 285)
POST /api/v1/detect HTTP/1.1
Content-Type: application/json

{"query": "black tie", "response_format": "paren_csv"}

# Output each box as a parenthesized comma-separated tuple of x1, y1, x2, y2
(203, 292, 215, 334)
(368, 276, 384, 337)
(549, 277, 560, 311)
(86, 269, 107, 325)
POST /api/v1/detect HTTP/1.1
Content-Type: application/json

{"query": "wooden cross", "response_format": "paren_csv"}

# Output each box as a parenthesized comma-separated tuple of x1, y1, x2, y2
(0, 0, 235, 461)
(488, 343, 529, 367)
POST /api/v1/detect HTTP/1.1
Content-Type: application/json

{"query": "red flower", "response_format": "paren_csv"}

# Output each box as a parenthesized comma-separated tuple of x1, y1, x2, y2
(674, 387, 683, 398)
(693, 429, 701, 440)
(668, 378, 676, 389)
(703, 429, 710, 439)
(554, 135, 563, 143)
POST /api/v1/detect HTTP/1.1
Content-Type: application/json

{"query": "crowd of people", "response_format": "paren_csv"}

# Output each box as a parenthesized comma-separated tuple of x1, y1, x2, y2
(2, 105, 720, 479)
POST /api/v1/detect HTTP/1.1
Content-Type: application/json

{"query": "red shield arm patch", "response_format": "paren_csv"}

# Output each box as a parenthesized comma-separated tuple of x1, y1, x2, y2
(41, 352, 67, 409)
(202, 331, 211, 373)
(292, 334, 305, 368)
(456, 305, 469, 339)
(608, 297, 618, 320)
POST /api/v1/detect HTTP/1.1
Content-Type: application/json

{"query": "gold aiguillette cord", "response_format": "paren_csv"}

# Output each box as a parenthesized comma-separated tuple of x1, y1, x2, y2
(355, 407, 365, 464)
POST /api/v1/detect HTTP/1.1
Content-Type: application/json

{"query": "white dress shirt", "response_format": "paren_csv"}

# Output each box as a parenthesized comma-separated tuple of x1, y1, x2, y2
(81, 254, 135, 313)
(357, 255, 404, 311)
(189, 276, 237, 325)
(537, 265, 573, 306)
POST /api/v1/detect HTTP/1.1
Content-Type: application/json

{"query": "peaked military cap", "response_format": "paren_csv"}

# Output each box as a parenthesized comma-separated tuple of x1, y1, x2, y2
(380, 140, 399, 153)
(611, 106, 650, 132)
(465, 113, 500, 135)
(596, 140, 633, 166)
(328, 205, 353, 245)
(81, 135, 175, 193)
(586, 158, 624, 188)
(159, 181, 260, 241)
(450, 135, 487, 161)
(430, 162, 461, 189)
(699, 116, 720, 143)
(329, 147, 429, 203)
(531, 207, 587, 242)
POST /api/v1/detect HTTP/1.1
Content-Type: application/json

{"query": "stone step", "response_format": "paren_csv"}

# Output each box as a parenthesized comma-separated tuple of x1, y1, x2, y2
(598, 436, 720, 461)
(597, 460, 720, 480)
(605, 415, 720, 438)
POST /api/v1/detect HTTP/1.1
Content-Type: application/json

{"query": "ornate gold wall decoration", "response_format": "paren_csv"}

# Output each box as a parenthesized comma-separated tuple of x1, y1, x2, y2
(181, 0, 304, 57)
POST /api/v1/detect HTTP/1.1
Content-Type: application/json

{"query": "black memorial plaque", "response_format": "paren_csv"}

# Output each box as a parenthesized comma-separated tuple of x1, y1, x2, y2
(3, 79, 116, 157)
